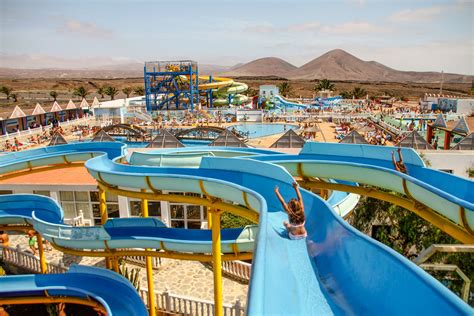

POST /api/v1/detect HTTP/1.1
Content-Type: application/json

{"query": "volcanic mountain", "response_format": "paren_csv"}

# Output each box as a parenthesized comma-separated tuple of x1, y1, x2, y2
(226, 49, 472, 83)
(222, 57, 298, 78)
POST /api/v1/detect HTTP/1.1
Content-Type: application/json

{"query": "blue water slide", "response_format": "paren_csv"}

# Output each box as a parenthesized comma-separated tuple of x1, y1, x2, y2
(0, 142, 472, 315)
(274, 95, 309, 109)
(86, 153, 472, 314)
(0, 265, 147, 316)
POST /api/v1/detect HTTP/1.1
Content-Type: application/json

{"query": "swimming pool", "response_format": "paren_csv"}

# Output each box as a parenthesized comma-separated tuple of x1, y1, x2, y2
(229, 123, 297, 138)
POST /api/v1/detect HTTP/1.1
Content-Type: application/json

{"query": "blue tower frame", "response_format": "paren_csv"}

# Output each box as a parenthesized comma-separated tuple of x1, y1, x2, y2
(144, 60, 199, 112)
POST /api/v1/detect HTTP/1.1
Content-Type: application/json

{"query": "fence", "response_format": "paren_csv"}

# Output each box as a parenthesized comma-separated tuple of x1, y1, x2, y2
(139, 289, 245, 316)
(124, 255, 162, 269)
(124, 254, 252, 283)
(1, 245, 67, 274)
(0, 245, 246, 315)
(221, 261, 251, 283)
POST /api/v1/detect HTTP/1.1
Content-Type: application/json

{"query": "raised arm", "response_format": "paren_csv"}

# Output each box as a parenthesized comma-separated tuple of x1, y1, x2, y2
(292, 182, 305, 212)
(391, 151, 399, 171)
(397, 147, 404, 164)
(274, 186, 289, 212)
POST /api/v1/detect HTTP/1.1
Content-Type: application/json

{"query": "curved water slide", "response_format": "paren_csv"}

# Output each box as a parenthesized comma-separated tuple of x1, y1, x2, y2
(0, 265, 148, 316)
(0, 142, 472, 315)
(251, 143, 474, 243)
(180, 75, 249, 106)
(274, 95, 309, 109)
(85, 150, 472, 314)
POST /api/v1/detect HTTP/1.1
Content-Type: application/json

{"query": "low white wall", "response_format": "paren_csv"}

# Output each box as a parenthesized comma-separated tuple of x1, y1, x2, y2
(420, 150, 474, 178)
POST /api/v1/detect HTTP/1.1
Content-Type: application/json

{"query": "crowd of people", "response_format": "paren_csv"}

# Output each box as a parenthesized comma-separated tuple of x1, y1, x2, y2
(1, 124, 99, 153)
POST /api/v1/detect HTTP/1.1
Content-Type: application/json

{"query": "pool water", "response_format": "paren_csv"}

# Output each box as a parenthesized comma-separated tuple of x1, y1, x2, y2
(181, 139, 211, 147)
(104, 123, 295, 147)
(229, 123, 297, 139)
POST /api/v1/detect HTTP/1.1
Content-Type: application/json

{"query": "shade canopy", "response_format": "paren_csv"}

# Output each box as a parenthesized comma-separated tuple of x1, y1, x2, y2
(209, 131, 248, 147)
(396, 131, 434, 150)
(432, 114, 447, 128)
(270, 129, 305, 148)
(147, 129, 184, 148)
(48, 132, 68, 146)
(339, 130, 369, 144)
(452, 116, 470, 135)
(91, 129, 116, 142)
(451, 133, 474, 150)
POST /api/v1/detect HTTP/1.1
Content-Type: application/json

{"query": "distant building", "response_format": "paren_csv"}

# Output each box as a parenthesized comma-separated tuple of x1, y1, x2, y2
(421, 94, 474, 115)
(92, 96, 146, 124)
(259, 85, 279, 99)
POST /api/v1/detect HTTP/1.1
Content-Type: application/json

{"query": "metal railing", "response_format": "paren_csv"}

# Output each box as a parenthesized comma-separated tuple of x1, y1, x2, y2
(139, 288, 245, 316)
(1, 245, 67, 274)
(124, 254, 252, 283)
(1, 245, 245, 314)
(221, 260, 251, 283)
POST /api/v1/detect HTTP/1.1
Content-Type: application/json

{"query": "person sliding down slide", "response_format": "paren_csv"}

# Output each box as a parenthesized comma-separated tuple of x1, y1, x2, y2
(392, 147, 408, 174)
(275, 182, 307, 240)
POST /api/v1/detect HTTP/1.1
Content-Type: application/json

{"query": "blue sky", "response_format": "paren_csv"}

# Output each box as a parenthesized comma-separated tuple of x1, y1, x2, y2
(1, 0, 472, 74)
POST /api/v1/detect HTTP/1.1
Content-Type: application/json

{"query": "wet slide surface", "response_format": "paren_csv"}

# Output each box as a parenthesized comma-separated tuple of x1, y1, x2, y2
(0, 142, 472, 315)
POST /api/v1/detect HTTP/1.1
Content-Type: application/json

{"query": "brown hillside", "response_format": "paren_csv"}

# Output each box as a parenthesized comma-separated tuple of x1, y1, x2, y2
(289, 49, 472, 83)
(222, 57, 297, 77)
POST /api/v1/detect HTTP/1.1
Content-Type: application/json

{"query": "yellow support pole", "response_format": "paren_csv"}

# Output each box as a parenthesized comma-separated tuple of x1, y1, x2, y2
(112, 257, 119, 273)
(211, 209, 223, 316)
(36, 233, 47, 274)
(98, 188, 111, 270)
(207, 206, 212, 229)
(141, 192, 156, 316)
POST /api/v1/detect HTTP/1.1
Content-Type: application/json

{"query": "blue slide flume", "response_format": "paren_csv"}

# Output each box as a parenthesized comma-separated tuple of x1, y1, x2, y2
(0, 142, 472, 315)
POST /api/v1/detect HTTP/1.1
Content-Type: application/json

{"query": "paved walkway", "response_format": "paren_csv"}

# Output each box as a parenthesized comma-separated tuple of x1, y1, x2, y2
(6, 235, 248, 305)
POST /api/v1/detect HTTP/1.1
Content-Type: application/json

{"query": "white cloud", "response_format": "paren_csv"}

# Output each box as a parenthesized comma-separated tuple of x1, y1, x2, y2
(53, 17, 113, 39)
(388, 6, 443, 23)
(321, 22, 389, 34)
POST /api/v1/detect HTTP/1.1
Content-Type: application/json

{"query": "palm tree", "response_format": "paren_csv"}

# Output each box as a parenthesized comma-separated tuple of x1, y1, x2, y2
(0, 86, 12, 100)
(122, 87, 133, 98)
(351, 87, 367, 99)
(97, 87, 105, 99)
(73, 86, 88, 100)
(11, 93, 18, 102)
(278, 81, 292, 98)
(105, 86, 119, 100)
(134, 86, 145, 96)
(314, 79, 335, 92)
(339, 91, 352, 99)
(49, 91, 58, 101)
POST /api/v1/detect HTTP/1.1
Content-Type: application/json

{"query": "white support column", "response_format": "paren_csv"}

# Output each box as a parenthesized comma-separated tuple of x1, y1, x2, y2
(50, 191, 59, 202)
(160, 201, 171, 227)
(118, 196, 130, 218)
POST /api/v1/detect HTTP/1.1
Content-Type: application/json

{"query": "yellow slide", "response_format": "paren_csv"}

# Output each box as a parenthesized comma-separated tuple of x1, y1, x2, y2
(181, 75, 234, 90)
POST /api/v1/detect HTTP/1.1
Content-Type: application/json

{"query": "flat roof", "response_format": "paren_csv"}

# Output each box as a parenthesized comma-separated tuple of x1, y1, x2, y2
(0, 165, 97, 186)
